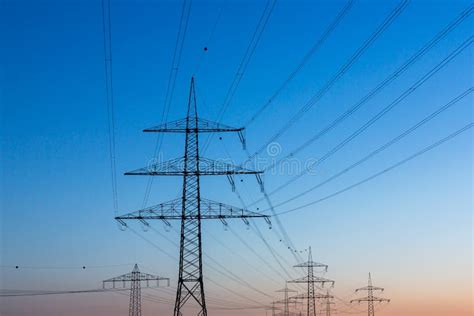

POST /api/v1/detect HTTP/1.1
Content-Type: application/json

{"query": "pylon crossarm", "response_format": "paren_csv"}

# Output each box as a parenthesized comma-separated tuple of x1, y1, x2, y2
(143, 117, 243, 133)
(103, 265, 169, 289)
(115, 198, 271, 226)
(351, 296, 390, 303)
(288, 276, 335, 287)
(294, 261, 328, 270)
(137, 273, 170, 284)
(289, 293, 334, 300)
(355, 285, 384, 292)
(275, 298, 300, 305)
(125, 157, 262, 176)
(103, 273, 167, 284)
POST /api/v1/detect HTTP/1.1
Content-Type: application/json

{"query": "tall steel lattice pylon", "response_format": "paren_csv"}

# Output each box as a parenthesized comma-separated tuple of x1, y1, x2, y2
(350, 273, 390, 316)
(320, 290, 335, 316)
(288, 247, 334, 316)
(266, 301, 282, 316)
(275, 285, 297, 316)
(103, 264, 170, 316)
(116, 78, 271, 316)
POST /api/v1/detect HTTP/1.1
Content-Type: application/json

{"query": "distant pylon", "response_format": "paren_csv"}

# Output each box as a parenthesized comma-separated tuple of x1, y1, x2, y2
(320, 290, 335, 316)
(103, 264, 169, 316)
(276, 285, 297, 316)
(115, 78, 271, 315)
(350, 273, 390, 316)
(288, 247, 334, 316)
(266, 301, 282, 316)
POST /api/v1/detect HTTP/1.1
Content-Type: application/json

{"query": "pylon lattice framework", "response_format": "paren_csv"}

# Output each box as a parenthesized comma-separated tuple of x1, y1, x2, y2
(103, 264, 170, 316)
(116, 78, 271, 316)
(275, 285, 298, 316)
(319, 290, 335, 316)
(287, 247, 334, 316)
(350, 273, 390, 316)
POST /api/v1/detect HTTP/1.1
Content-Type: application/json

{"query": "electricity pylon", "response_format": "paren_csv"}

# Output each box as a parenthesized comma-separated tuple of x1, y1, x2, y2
(319, 290, 335, 316)
(115, 78, 271, 316)
(103, 264, 170, 316)
(289, 292, 333, 316)
(350, 273, 390, 316)
(266, 301, 282, 316)
(288, 247, 334, 316)
(276, 285, 298, 316)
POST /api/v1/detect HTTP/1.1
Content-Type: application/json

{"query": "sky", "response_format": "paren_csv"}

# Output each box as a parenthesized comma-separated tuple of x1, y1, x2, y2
(0, 0, 473, 315)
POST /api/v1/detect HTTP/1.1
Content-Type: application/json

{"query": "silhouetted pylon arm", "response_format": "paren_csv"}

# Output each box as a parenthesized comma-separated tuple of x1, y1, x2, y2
(288, 276, 335, 287)
(350, 296, 390, 303)
(115, 198, 271, 227)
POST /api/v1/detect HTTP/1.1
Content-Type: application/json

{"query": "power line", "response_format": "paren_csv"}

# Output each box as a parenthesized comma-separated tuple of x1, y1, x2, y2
(142, 0, 193, 208)
(274, 122, 473, 216)
(0, 263, 136, 270)
(244, 0, 410, 163)
(126, 224, 272, 307)
(263, 3, 473, 172)
(148, 225, 276, 300)
(203, 227, 282, 287)
(193, 6, 224, 77)
(215, 0, 277, 123)
(243, 0, 355, 127)
(258, 35, 473, 202)
(214, 138, 305, 281)
(266, 87, 473, 210)
(201, 0, 277, 153)
(0, 288, 129, 297)
(101, 0, 118, 215)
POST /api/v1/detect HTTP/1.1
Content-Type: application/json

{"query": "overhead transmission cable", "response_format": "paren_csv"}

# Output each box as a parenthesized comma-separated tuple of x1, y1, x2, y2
(243, 0, 355, 127)
(243, 0, 410, 164)
(148, 226, 275, 300)
(142, 0, 192, 208)
(127, 224, 275, 304)
(101, 0, 118, 215)
(0, 263, 136, 270)
(197, 95, 302, 281)
(0, 288, 129, 297)
(275, 122, 474, 216)
(201, 0, 277, 154)
(193, 6, 224, 77)
(262, 3, 473, 173)
(239, 0, 410, 260)
(214, 0, 277, 122)
(266, 87, 473, 211)
(256, 36, 473, 201)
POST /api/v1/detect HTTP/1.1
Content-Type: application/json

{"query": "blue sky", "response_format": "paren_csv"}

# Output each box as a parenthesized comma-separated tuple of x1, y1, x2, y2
(1, 0, 472, 315)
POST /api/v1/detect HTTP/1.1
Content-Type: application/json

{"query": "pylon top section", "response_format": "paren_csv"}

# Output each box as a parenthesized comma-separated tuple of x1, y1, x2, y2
(102, 264, 170, 289)
(141, 77, 247, 149)
(293, 247, 329, 271)
(350, 273, 390, 303)
(354, 273, 385, 293)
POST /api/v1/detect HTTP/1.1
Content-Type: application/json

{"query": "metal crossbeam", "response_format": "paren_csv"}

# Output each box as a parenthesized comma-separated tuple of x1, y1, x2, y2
(143, 117, 243, 133)
(125, 157, 262, 176)
(116, 198, 271, 227)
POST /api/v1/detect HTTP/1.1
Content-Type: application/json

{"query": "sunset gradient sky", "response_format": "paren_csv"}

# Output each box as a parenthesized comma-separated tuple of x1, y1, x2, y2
(1, 0, 472, 315)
